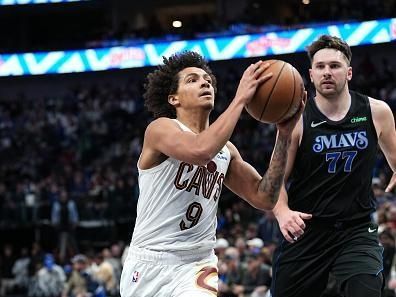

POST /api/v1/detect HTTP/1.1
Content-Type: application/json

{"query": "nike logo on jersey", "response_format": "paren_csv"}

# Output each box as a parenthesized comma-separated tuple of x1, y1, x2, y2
(368, 227, 377, 233)
(311, 120, 327, 128)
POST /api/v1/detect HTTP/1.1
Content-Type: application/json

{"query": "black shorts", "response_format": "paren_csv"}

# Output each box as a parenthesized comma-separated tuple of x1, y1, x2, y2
(271, 218, 383, 297)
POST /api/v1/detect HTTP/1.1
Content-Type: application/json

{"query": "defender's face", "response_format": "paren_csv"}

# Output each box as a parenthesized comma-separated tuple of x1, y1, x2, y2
(169, 67, 215, 111)
(309, 48, 352, 98)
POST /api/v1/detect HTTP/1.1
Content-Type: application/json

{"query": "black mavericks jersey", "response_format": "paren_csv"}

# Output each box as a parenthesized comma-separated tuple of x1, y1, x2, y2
(288, 91, 378, 221)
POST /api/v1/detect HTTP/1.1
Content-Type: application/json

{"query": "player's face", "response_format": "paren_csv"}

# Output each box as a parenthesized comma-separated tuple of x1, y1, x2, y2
(309, 48, 352, 98)
(169, 67, 215, 111)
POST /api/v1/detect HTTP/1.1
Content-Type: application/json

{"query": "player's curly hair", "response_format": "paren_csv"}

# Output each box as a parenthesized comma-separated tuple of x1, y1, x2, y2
(143, 51, 217, 118)
(307, 35, 352, 65)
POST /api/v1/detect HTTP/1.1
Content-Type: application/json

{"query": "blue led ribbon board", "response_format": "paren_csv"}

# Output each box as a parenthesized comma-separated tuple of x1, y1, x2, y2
(0, 18, 395, 76)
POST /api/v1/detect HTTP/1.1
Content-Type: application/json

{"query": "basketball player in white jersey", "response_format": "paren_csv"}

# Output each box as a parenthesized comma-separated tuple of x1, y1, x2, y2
(120, 51, 306, 297)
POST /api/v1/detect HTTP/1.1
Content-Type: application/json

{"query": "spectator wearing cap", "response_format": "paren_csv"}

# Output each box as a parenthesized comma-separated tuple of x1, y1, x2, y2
(215, 238, 229, 261)
(372, 177, 386, 200)
(63, 254, 106, 297)
(62, 254, 89, 297)
(246, 238, 264, 255)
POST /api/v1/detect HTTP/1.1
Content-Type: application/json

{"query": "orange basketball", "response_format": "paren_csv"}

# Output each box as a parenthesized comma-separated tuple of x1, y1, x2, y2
(246, 60, 305, 124)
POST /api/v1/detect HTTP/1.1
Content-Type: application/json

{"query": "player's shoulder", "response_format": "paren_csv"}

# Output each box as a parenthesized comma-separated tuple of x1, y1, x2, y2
(146, 117, 181, 134)
(147, 117, 177, 127)
(225, 141, 239, 160)
(368, 97, 394, 129)
(368, 97, 392, 114)
(143, 118, 182, 145)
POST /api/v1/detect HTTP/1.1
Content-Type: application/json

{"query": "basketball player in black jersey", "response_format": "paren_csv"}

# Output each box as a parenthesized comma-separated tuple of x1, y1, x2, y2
(270, 35, 396, 297)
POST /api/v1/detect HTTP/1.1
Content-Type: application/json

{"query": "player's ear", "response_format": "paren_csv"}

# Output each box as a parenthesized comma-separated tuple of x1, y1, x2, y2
(347, 66, 352, 81)
(309, 68, 313, 83)
(168, 95, 180, 107)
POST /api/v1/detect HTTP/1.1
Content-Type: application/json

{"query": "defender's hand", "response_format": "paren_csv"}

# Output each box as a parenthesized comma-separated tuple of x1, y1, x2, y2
(274, 207, 312, 243)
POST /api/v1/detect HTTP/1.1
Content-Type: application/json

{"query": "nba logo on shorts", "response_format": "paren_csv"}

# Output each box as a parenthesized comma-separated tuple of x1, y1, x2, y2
(132, 271, 140, 283)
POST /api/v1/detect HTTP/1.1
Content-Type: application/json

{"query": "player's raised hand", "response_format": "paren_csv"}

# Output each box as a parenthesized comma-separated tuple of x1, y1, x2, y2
(234, 61, 273, 105)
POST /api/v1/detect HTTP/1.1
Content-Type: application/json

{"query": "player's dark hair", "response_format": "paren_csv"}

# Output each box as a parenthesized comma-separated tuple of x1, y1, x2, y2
(307, 35, 352, 65)
(143, 51, 217, 118)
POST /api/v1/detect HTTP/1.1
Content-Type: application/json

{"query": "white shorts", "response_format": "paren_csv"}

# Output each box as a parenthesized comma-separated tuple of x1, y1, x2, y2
(120, 246, 218, 297)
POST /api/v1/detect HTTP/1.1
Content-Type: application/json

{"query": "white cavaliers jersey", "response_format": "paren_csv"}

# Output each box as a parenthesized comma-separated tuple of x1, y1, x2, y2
(131, 119, 231, 252)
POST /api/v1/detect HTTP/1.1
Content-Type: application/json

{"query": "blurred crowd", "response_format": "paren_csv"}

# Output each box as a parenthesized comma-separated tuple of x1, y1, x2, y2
(1, 0, 396, 53)
(0, 42, 396, 297)
(96, 0, 396, 49)
(0, 241, 124, 297)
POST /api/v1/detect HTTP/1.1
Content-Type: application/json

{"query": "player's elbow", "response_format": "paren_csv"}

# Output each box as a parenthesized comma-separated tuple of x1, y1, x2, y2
(191, 146, 215, 166)
(249, 194, 276, 211)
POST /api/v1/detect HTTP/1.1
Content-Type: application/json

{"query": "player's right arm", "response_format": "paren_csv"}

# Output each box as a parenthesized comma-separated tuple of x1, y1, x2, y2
(370, 98, 396, 192)
(140, 61, 272, 168)
(272, 117, 312, 243)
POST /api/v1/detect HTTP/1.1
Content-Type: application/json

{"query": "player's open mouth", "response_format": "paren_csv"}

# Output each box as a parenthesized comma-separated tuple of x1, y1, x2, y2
(199, 91, 212, 97)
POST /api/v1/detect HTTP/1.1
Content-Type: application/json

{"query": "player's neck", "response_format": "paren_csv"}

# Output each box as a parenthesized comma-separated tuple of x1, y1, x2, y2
(314, 88, 351, 121)
(176, 110, 210, 133)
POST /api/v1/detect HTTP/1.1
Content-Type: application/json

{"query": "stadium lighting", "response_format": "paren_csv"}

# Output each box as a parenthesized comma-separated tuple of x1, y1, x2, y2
(172, 20, 183, 28)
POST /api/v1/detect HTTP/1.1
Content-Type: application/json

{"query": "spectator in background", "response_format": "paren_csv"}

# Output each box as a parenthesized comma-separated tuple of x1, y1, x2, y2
(232, 252, 271, 297)
(246, 237, 264, 254)
(28, 242, 44, 281)
(28, 253, 66, 297)
(1, 183, 19, 225)
(51, 189, 79, 263)
(215, 238, 230, 261)
(63, 254, 106, 297)
(12, 247, 31, 294)
(102, 245, 122, 289)
(219, 247, 242, 297)
(0, 244, 16, 296)
(94, 258, 117, 297)
(63, 254, 89, 297)
(234, 237, 248, 263)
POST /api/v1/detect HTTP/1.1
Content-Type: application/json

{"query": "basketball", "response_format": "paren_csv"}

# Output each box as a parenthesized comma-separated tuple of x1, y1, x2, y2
(246, 59, 305, 124)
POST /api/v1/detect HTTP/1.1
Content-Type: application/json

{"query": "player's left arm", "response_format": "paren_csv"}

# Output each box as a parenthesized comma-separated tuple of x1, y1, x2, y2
(370, 98, 396, 191)
(224, 93, 306, 210)
(224, 133, 291, 211)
